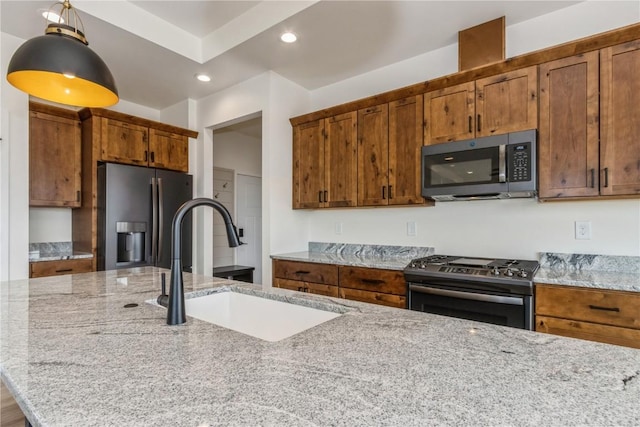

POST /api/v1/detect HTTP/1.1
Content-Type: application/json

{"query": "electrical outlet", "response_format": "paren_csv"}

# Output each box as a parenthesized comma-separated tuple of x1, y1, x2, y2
(334, 222, 343, 235)
(407, 221, 417, 237)
(575, 221, 592, 240)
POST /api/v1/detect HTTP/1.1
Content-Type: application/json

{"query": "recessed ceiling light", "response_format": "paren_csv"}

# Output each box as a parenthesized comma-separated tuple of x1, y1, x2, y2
(39, 9, 64, 23)
(195, 73, 211, 82)
(280, 32, 297, 43)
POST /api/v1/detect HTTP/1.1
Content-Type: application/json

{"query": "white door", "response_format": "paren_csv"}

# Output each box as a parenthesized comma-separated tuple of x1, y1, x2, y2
(236, 174, 262, 283)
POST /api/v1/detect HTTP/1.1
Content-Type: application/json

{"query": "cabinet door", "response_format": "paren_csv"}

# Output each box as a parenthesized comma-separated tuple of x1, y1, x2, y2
(475, 66, 538, 137)
(30, 258, 93, 278)
(536, 315, 640, 349)
(424, 81, 475, 144)
(100, 119, 149, 166)
(148, 128, 189, 172)
(273, 260, 339, 285)
(325, 112, 358, 207)
(539, 53, 599, 199)
(357, 105, 389, 206)
(29, 111, 82, 207)
(388, 95, 425, 205)
(600, 40, 640, 196)
(292, 120, 325, 209)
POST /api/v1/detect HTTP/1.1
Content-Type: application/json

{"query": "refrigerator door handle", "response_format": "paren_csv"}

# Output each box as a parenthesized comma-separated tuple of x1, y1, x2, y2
(151, 177, 158, 264)
(158, 177, 164, 262)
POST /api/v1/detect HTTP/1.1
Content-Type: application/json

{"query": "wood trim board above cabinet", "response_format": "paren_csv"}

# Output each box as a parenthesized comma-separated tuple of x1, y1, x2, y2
(290, 22, 640, 126)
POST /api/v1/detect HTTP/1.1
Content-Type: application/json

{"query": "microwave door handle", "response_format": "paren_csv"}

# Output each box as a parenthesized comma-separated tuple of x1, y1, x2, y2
(498, 144, 507, 183)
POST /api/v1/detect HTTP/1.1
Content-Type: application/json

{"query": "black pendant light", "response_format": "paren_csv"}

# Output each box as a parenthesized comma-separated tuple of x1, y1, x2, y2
(6, 0, 118, 107)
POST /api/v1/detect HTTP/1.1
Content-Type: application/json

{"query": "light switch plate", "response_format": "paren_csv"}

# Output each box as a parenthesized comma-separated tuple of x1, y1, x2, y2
(575, 221, 591, 240)
(407, 221, 417, 236)
(334, 222, 343, 235)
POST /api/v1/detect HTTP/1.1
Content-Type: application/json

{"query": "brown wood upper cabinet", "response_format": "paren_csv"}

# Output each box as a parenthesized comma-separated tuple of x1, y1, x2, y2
(29, 102, 82, 207)
(100, 118, 149, 167)
(600, 40, 640, 197)
(79, 108, 196, 173)
(292, 112, 357, 209)
(424, 66, 537, 144)
(100, 118, 189, 173)
(539, 52, 600, 199)
(357, 96, 426, 207)
(148, 128, 189, 172)
(539, 41, 640, 200)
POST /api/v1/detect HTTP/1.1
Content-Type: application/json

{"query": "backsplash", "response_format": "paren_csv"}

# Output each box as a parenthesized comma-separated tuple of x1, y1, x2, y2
(539, 252, 640, 274)
(309, 242, 434, 259)
(29, 241, 73, 256)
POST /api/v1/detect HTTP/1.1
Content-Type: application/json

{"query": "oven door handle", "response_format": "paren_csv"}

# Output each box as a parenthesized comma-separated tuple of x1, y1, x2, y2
(409, 284, 523, 306)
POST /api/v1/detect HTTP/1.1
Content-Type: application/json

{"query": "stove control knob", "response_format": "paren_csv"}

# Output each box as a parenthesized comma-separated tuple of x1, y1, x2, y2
(518, 270, 528, 278)
(504, 269, 514, 277)
(491, 268, 501, 276)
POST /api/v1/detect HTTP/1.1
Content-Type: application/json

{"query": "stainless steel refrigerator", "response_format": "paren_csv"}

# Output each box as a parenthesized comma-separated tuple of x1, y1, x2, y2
(97, 163, 193, 271)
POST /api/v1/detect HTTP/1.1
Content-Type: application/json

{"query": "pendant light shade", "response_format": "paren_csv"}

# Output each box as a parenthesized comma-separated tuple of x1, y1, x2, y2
(6, 1, 118, 107)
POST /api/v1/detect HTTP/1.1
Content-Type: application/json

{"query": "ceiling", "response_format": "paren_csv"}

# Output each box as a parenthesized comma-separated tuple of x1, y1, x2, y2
(1, 0, 585, 110)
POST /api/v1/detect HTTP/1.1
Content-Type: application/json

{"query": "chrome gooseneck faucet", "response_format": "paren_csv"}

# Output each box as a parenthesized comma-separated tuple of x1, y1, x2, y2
(163, 198, 242, 325)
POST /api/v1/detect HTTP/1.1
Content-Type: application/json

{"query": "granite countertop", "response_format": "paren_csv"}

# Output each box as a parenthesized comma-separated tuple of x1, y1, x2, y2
(1, 267, 639, 426)
(534, 253, 640, 293)
(271, 242, 434, 270)
(28, 242, 93, 262)
(29, 251, 93, 262)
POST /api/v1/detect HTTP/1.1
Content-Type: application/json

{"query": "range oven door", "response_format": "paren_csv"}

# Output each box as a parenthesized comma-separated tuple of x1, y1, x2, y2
(408, 282, 533, 330)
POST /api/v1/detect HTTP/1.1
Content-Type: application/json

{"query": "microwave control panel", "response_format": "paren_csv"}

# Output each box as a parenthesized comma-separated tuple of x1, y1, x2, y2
(508, 142, 531, 182)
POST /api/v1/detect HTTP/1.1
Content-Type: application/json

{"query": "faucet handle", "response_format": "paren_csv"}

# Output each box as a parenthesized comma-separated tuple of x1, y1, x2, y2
(157, 272, 168, 307)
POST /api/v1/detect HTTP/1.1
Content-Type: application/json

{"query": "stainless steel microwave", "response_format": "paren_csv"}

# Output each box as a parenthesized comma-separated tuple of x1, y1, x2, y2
(422, 130, 537, 201)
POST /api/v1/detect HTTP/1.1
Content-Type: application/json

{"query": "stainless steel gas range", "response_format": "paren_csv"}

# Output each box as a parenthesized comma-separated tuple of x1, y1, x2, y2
(404, 255, 539, 330)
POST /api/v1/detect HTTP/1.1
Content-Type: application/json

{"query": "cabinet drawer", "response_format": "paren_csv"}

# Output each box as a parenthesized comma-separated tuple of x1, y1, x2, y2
(339, 288, 406, 308)
(535, 284, 640, 329)
(339, 266, 405, 296)
(536, 315, 640, 349)
(274, 278, 339, 298)
(30, 258, 93, 278)
(273, 260, 338, 285)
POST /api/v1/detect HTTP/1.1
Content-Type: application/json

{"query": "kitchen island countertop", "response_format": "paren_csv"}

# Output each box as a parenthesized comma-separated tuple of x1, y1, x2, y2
(1, 267, 639, 426)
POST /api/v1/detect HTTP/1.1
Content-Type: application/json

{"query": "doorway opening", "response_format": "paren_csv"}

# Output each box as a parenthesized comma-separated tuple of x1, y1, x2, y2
(211, 114, 262, 283)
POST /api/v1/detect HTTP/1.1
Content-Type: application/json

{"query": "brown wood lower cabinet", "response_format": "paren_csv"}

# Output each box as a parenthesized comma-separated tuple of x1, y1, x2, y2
(339, 266, 406, 308)
(1, 380, 25, 427)
(273, 278, 339, 297)
(535, 283, 640, 349)
(272, 260, 406, 308)
(30, 258, 93, 278)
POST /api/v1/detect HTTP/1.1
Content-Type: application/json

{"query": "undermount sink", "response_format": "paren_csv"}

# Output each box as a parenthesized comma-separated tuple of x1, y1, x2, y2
(182, 290, 342, 342)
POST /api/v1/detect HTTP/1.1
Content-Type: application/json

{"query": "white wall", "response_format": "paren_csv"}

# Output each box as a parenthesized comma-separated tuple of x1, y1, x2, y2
(194, 71, 310, 284)
(305, 1, 640, 259)
(212, 123, 262, 177)
(29, 208, 72, 243)
(1, 32, 30, 280)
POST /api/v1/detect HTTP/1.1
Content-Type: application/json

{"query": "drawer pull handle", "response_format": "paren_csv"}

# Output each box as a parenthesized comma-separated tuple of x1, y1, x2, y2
(294, 270, 310, 275)
(55, 269, 73, 273)
(362, 278, 385, 285)
(588, 304, 620, 312)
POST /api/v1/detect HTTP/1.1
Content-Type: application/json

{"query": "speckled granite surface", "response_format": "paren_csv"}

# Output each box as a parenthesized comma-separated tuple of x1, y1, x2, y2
(535, 252, 640, 292)
(271, 242, 434, 270)
(1, 267, 640, 426)
(28, 242, 93, 262)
